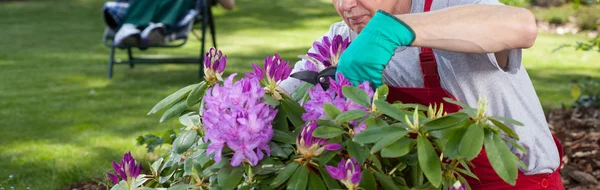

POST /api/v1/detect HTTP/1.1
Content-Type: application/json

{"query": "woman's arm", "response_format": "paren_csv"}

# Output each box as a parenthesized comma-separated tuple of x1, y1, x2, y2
(399, 5, 537, 52)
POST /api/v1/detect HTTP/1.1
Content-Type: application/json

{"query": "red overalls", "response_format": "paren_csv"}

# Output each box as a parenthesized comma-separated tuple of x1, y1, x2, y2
(385, 1, 564, 188)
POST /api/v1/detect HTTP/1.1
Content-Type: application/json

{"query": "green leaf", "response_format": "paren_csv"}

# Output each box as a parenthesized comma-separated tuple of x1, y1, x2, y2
(323, 104, 342, 119)
(317, 119, 337, 127)
(422, 113, 470, 131)
(370, 129, 409, 154)
(455, 167, 479, 180)
(133, 175, 149, 188)
(512, 153, 528, 170)
(374, 100, 407, 121)
(183, 157, 194, 176)
(506, 139, 527, 153)
(312, 126, 344, 139)
(110, 182, 127, 190)
(417, 135, 442, 188)
(374, 172, 402, 190)
(371, 155, 383, 171)
(264, 94, 281, 106)
(484, 129, 518, 185)
(167, 184, 193, 190)
(148, 84, 197, 115)
(319, 166, 342, 189)
(381, 138, 414, 158)
(488, 116, 524, 126)
(319, 149, 340, 165)
(292, 82, 313, 101)
(159, 163, 179, 184)
(460, 108, 478, 118)
(308, 171, 327, 190)
(287, 166, 309, 190)
(366, 118, 389, 128)
(489, 118, 521, 140)
(186, 81, 207, 107)
(254, 157, 284, 175)
(393, 103, 428, 112)
(335, 110, 367, 123)
(179, 112, 201, 128)
(281, 96, 306, 129)
(272, 129, 296, 144)
(269, 142, 290, 158)
(347, 141, 369, 164)
(375, 84, 389, 100)
(137, 134, 164, 153)
(342, 86, 371, 108)
(162, 129, 177, 145)
(354, 126, 404, 144)
(442, 123, 469, 159)
(150, 157, 164, 176)
(442, 97, 469, 109)
(359, 170, 377, 190)
(173, 130, 198, 154)
(270, 162, 300, 187)
(218, 163, 245, 190)
(273, 105, 289, 131)
(160, 100, 188, 123)
(458, 123, 484, 160)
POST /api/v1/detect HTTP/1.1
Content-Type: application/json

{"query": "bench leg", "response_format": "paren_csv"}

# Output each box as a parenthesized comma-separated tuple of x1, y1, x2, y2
(128, 47, 134, 68)
(200, 3, 209, 80)
(108, 46, 116, 79)
(209, 7, 217, 49)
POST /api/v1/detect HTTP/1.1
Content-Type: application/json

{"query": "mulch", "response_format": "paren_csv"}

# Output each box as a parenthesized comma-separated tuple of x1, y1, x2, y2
(548, 106, 600, 189)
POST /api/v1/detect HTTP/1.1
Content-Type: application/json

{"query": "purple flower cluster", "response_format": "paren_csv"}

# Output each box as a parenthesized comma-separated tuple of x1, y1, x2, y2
(326, 157, 362, 190)
(248, 54, 293, 85)
(202, 74, 277, 166)
(297, 121, 342, 157)
(305, 35, 350, 71)
(107, 152, 141, 184)
(302, 73, 373, 134)
(204, 48, 227, 81)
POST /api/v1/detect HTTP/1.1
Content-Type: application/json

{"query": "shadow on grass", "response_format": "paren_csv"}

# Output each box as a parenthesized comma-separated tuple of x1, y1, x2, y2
(527, 67, 600, 111)
(0, 0, 338, 188)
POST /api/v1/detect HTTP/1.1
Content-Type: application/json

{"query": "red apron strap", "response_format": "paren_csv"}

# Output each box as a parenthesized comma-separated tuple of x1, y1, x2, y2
(419, 0, 441, 88)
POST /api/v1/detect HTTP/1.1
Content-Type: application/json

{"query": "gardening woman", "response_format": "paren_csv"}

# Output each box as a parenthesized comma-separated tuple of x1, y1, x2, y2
(280, 0, 564, 189)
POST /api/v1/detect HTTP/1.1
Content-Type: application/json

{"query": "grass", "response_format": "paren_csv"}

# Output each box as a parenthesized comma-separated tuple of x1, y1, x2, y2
(0, 0, 598, 189)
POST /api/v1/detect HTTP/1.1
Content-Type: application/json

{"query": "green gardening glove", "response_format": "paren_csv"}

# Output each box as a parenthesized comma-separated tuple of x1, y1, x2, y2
(336, 10, 416, 88)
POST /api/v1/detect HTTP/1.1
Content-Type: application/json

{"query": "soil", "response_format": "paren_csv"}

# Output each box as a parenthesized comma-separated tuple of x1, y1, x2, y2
(548, 106, 600, 189)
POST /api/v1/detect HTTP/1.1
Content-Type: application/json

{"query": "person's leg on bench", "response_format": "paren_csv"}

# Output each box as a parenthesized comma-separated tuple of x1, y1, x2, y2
(114, 0, 161, 47)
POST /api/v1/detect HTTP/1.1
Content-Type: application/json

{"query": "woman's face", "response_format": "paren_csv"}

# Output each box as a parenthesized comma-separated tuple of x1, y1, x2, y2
(332, 0, 399, 33)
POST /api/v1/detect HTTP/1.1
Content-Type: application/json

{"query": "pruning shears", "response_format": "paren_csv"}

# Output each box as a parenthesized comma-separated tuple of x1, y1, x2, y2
(290, 67, 337, 90)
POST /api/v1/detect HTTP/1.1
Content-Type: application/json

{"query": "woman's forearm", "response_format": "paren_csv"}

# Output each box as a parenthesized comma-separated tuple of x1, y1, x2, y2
(398, 5, 537, 54)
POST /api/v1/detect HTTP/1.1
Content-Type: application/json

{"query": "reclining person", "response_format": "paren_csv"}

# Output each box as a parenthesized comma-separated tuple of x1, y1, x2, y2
(114, 0, 235, 47)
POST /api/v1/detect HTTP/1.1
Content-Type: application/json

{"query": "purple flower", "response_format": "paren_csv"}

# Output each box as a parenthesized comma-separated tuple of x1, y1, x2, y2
(202, 74, 277, 166)
(301, 73, 374, 134)
(248, 54, 293, 84)
(305, 35, 350, 71)
(204, 48, 227, 82)
(449, 180, 466, 190)
(325, 158, 362, 189)
(106, 152, 141, 184)
(296, 121, 342, 157)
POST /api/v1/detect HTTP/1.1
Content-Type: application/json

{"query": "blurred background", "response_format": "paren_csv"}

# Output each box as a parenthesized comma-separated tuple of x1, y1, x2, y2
(0, 0, 598, 189)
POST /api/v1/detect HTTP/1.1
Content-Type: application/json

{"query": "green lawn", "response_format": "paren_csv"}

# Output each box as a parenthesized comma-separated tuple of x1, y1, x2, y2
(0, 0, 598, 189)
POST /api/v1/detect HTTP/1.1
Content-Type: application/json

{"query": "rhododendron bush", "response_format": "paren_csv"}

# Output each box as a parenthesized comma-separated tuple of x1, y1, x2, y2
(109, 36, 527, 190)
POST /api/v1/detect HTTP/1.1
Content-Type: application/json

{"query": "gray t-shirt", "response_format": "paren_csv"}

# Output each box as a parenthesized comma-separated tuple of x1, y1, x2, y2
(280, 0, 560, 175)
